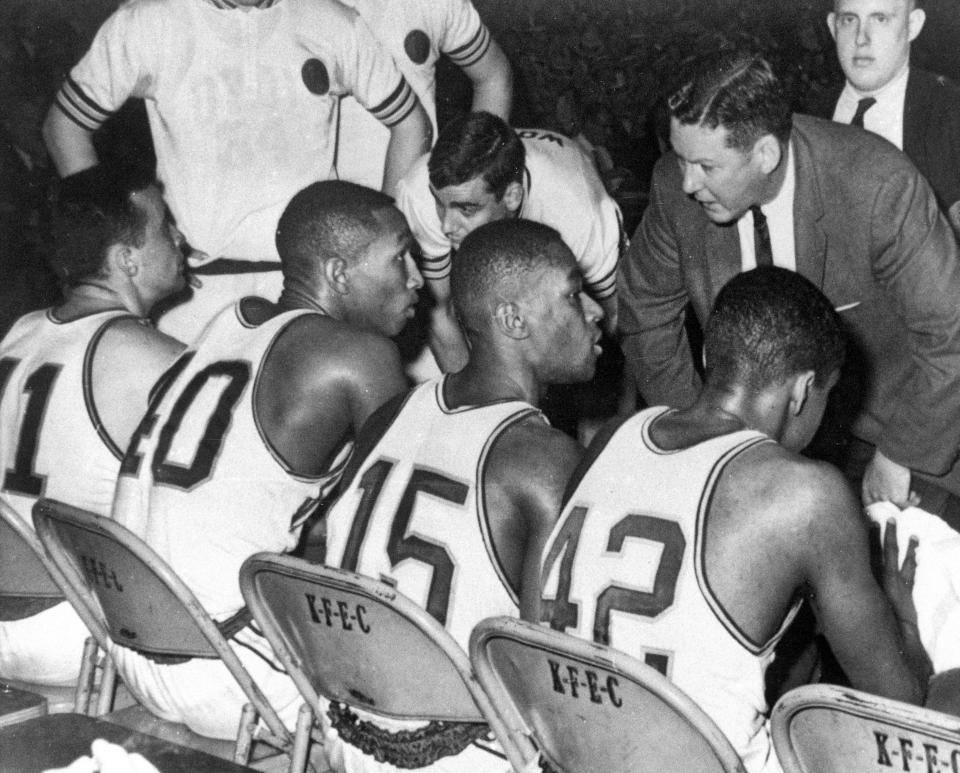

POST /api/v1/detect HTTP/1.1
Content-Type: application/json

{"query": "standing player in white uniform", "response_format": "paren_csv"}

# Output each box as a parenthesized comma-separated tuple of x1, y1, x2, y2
(110, 180, 421, 739)
(324, 220, 603, 773)
(537, 267, 931, 773)
(0, 165, 186, 685)
(42, 0, 431, 344)
(396, 111, 623, 373)
(334, 0, 512, 190)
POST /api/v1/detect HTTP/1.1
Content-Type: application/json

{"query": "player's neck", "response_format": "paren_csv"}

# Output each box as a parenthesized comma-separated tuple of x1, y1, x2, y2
(445, 360, 540, 408)
(56, 281, 140, 321)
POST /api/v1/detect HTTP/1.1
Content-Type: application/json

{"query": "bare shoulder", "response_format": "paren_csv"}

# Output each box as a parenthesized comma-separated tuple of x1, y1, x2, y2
(268, 314, 404, 389)
(723, 441, 861, 538)
(487, 414, 584, 496)
(95, 317, 185, 376)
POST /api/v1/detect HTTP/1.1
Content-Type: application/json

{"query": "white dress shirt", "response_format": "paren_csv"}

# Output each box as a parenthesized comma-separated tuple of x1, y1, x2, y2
(737, 141, 797, 271)
(832, 65, 909, 150)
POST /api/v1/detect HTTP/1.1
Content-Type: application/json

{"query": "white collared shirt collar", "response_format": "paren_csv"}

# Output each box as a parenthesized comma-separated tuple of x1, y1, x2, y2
(833, 65, 909, 150)
(737, 139, 796, 271)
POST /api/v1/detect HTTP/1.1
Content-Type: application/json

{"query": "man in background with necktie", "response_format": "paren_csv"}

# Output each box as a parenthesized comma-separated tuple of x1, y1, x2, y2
(617, 49, 960, 519)
(809, 0, 960, 228)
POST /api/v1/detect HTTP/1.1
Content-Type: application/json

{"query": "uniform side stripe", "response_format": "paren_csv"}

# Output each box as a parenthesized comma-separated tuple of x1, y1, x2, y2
(369, 79, 411, 119)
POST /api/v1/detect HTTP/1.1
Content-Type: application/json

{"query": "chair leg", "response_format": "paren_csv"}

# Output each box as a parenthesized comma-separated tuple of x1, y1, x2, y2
(288, 703, 314, 773)
(74, 637, 99, 714)
(93, 654, 118, 716)
(235, 703, 259, 764)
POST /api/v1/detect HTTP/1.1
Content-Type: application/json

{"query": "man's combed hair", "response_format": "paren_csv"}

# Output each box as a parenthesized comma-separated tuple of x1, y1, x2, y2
(276, 180, 395, 272)
(50, 164, 157, 286)
(428, 111, 525, 199)
(668, 50, 792, 150)
(705, 266, 845, 390)
(451, 220, 569, 336)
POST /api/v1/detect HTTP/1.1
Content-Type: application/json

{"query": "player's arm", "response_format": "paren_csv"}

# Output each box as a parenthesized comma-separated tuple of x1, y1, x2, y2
(425, 274, 469, 373)
(91, 319, 186, 450)
(383, 99, 432, 197)
(42, 105, 99, 177)
(461, 36, 512, 120)
(797, 464, 929, 704)
(484, 418, 584, 621)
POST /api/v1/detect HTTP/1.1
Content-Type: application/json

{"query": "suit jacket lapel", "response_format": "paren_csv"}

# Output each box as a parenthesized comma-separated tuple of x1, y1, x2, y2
(791, 124, 828, 288)
(902, 69, 926, 166)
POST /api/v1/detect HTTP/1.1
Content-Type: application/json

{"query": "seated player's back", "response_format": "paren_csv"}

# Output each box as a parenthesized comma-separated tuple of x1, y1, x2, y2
(325, 378, 541, 643)
(113, 300, 354, 619)
(541, 409, 793, 768)
(539, 267, 929, 773)
(0, 165, 186, 685)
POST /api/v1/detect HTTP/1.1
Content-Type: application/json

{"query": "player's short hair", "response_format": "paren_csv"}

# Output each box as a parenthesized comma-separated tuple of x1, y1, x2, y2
(451, 220, 572, 336)
(276, 180, 397, 277)
(50, 164, 157, 286)
(428, 112, 525, 200)
(668, 50, 792, 151)
(705, 266, 845, 390)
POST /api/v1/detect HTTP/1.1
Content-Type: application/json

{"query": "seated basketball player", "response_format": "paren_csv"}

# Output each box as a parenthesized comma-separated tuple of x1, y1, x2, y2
(0, 164, 186, 685)
(537, 267, 930, 772)
(323, 219, 603, 772)
(110, 181, 421, 739)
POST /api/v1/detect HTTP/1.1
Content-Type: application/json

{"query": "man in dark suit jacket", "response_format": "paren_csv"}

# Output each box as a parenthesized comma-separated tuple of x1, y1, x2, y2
(618, 50, 960, 515)
(807, 0, 960, 228)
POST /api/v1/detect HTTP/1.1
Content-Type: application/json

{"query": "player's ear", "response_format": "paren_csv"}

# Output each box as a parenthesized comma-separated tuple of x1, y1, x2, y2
(494, 299, 528, 339)
(324, 257, 349, 294)
(108, 242, 138, 279)
(788, 370, 816, 416)
(502, 181, 523, 214)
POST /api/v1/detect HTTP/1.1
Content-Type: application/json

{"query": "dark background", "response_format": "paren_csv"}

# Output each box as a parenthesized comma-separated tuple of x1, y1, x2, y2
(2, 0, 958, 336)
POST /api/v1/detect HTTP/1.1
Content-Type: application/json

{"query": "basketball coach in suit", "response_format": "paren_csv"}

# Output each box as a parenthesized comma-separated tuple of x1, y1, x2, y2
(618, 50, 960, 520)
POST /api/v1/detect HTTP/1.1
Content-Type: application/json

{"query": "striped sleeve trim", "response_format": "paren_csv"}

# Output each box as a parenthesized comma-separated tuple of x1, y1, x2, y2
(445, 24, 491, 67)
(370, 78, 417, 128)
(420, 252, 452, 282)
(55, 76, 113, 131)
(585, 263, 617, 300)
(206, 0, 277, 8)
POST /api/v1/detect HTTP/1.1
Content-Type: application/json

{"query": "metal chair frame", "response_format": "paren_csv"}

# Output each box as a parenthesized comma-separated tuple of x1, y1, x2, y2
(470, 616, 747, 773)
(0, 496, 105, 714)
(31, 498, 302, 768)
(771, 684, 960, 773)
(239, 552, 527, 772)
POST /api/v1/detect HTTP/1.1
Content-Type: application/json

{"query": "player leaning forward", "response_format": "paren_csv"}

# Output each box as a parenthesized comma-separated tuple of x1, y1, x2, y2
(537, 267, 930, 773)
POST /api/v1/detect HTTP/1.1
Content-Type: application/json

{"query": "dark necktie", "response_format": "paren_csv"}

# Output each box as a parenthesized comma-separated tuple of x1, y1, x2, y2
(750, 205, 773, 267)
(850, 97, 876, 128)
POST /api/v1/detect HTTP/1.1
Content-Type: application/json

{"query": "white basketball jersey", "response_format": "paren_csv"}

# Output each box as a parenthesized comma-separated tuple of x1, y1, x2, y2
(113, 302, 351, 619)
(325, 377, 540, 648)
(0, 309, 134, 520)
(540, 407, 794, 773)
(396, 128, 622, 300)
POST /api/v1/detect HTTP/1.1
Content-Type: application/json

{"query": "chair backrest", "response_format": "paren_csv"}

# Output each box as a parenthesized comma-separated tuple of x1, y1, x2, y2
(771, 684, 960, 773)
(470, 616, 747, 773)
(32, 498, 292, 744)
(0, 498, 62, 602)
(240, 552, 485, 722)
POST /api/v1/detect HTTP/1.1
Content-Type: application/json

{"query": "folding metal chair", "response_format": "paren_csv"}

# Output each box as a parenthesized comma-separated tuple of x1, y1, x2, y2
(0, 497, 102, 715)
(469, 616, 747, 773)
(771, 684, 960, 773)
(239, 552, 528, 772)
(31, 498, 306, 770)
